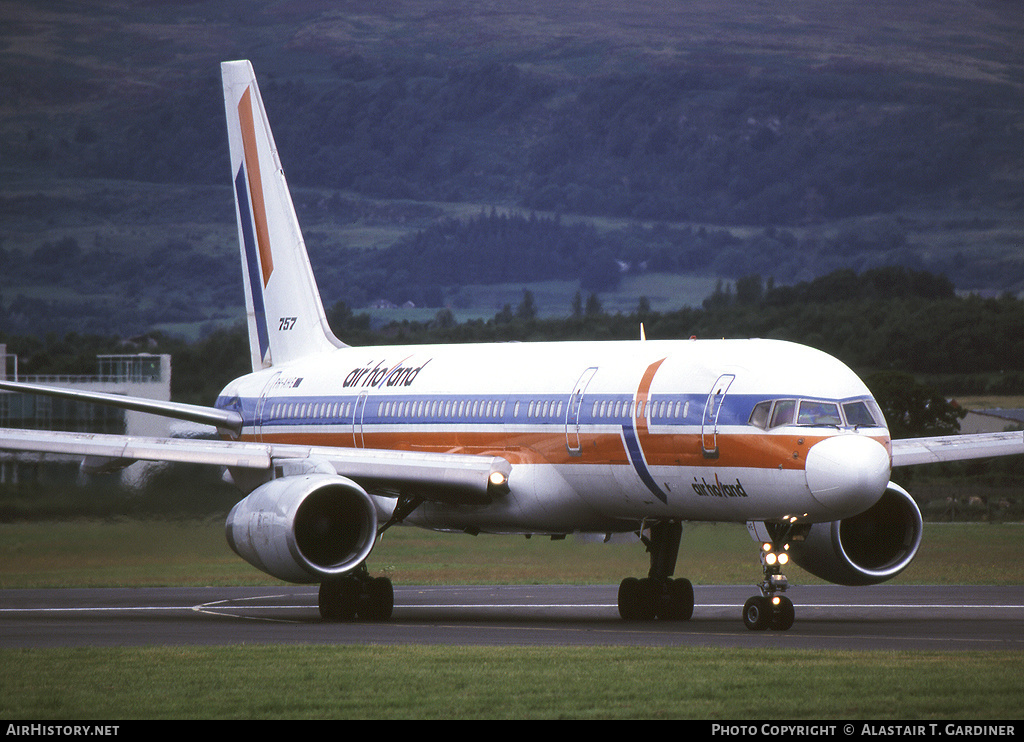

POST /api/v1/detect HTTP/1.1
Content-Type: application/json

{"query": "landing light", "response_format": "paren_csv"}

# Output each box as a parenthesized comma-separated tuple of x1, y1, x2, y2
(489, 471, 508, 488)
(761, 542, 789, 567)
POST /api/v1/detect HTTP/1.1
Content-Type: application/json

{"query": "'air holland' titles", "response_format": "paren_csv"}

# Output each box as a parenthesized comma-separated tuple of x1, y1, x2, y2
(344, 358, 432, 389)
(692, 476, 748, 498)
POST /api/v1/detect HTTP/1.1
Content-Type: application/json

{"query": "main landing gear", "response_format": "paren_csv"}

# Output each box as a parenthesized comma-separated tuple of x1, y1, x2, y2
(319, 564, 394, 621)
(617, 521, 695, 621)
(318, 495, 423, 622)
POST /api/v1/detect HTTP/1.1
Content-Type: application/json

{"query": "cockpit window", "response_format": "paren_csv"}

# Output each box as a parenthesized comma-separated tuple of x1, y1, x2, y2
(770, 399, 796, 428)
(748, 401, 772, 429)
(750, 396, 885, 430)
(843, 400, 880, 428)
(797, 400, 842, 426)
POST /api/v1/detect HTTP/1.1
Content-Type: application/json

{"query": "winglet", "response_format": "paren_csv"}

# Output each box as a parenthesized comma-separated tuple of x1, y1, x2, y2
(221, 60, 346, 372)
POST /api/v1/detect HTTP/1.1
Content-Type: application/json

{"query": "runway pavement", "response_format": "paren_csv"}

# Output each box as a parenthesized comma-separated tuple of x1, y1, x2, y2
(1, 584, 1022, 651)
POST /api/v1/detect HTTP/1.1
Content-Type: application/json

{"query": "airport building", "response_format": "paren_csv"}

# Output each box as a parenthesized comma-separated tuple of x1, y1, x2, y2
(0, 345, 173, 483)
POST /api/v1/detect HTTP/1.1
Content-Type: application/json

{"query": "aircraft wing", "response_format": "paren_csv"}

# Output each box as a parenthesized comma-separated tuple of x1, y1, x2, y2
(0, 380, 508, 503)
(0, 427, 509, 505)
(890, 430, 1024, 467)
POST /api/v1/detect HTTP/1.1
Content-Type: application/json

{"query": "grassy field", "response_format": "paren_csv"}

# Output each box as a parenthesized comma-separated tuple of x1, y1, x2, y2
(1, 519, 1022, 719)
(3, 519, 1024, 589)
(3, 645, 1022, 720)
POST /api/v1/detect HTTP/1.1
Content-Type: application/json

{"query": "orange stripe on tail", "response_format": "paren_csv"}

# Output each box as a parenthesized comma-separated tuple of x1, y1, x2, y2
(237, 87, 274, 287)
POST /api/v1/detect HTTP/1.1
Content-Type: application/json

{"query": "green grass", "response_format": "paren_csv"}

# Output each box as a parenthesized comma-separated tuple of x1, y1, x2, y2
(2, 645, 1022, 720)
(2, 519, 1023, 589)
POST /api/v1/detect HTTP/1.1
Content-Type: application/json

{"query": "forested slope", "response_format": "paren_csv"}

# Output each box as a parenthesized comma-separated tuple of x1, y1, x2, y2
(2, 1, 1022, 338)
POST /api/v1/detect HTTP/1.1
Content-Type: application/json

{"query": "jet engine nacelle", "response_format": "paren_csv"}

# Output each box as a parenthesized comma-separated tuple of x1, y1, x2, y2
(788, 482, 923, 586)
(225, 473, 378, 584)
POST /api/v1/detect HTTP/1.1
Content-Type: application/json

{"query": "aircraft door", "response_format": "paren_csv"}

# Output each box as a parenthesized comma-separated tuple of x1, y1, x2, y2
(566, 367, 598, 456)
(255, 371, 281, 443)
(352, 391, 369, 448)
(701, 373, 735, 459)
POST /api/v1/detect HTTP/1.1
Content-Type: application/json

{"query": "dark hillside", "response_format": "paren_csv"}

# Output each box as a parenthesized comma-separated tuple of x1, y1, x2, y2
(1, 0, 1022, 337)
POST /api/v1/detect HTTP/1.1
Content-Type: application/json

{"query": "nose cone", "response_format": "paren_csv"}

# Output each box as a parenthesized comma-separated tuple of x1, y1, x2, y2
(805, 435, 891, 518)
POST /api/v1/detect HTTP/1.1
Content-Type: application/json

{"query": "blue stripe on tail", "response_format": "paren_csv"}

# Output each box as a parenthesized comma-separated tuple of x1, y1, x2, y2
(234, 165, 270, 364)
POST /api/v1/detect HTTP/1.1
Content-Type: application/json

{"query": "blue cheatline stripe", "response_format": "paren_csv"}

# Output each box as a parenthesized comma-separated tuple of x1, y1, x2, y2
(235, 165, 270, 364)
(621, 424, 668, 503)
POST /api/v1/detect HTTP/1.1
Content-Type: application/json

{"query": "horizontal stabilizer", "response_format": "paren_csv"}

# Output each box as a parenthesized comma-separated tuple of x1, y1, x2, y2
(0, 380, 243, 433)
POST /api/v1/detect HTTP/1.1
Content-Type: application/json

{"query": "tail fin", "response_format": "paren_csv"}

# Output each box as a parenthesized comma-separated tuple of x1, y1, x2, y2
(221, 60, 345, 371)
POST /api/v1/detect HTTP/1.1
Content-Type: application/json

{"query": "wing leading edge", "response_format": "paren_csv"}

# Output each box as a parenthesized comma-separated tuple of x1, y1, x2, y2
(0, 427, 509, 505)
(890, 430, 1024, 467)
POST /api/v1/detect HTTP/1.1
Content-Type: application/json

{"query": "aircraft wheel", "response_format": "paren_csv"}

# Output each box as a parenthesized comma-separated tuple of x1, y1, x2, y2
(618, 577, 659, 620)
(660, 578, 694, 620)
(319, 578, 358, 621)
(636, 578, 661, 620)
(617, 577, 640, 620)
(359, 576, 394, 621)
(742, 596, 771, 631)
(320, 575, 393, 622)
(770, 596, 795, 631)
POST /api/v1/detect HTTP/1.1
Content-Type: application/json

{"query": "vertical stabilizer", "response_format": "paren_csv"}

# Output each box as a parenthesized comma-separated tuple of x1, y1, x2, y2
(221, 60, 345, 371)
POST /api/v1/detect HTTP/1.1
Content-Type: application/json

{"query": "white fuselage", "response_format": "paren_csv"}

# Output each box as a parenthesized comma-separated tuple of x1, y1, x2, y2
(218, 336, 892, 535)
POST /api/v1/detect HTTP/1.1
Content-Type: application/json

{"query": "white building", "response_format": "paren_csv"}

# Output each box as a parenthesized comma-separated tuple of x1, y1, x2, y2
(0, 346, 173, 484)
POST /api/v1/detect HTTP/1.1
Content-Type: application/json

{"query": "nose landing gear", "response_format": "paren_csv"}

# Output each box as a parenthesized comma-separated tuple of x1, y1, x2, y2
(743, 593, 795, 631)
(743, 521, 806, 631)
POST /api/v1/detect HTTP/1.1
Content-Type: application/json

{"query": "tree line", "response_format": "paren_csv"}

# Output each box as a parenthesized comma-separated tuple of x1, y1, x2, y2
(4, 268, 1023, 407)
(6, 208, 986, 338)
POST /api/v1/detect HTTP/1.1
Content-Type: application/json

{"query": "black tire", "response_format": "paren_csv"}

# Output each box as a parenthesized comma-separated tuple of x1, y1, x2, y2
(319, 579, 358, 621)
(742, 596, 771, 630)
(617, 577, 642, 620)
(359, 577, 394, 621)
(635, 577, 659, 620)
(661, 578, 694, 620)
(770, 596, 795, 631)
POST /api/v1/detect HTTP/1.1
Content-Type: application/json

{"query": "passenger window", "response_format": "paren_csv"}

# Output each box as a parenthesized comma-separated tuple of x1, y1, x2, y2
(770, 399, 796, 428)
(748, 401, 772, 429)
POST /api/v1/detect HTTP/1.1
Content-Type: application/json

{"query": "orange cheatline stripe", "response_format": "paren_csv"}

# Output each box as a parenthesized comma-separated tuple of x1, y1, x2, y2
(237, 87, 274, 287)
(634, 357, 665, 440)
(245, 427, 853, 471)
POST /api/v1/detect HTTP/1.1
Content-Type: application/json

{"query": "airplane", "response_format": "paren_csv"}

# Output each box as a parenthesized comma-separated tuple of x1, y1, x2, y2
(2, 59, 1023, 629)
